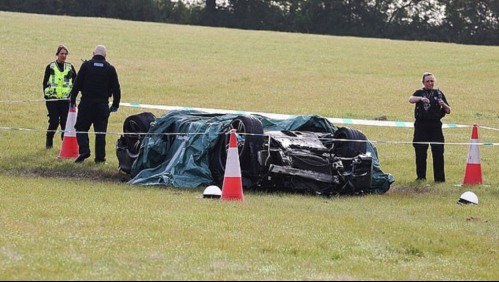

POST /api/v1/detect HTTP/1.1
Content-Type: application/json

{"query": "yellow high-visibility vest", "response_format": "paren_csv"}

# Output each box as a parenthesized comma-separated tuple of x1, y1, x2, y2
(44, 62, 73, 99)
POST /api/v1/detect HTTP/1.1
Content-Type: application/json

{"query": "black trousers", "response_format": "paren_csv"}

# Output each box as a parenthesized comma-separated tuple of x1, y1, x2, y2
(45, 100, 69, 140)
(413, 120, 445, 182)
(74, 101, 110, 161)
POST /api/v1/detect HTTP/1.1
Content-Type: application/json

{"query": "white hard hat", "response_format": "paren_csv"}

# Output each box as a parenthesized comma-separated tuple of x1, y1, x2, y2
(458, 191, 478, 205)
(203, 185, 222, 199)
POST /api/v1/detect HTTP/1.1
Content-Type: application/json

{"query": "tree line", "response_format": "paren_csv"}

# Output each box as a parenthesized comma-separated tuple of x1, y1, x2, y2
(1, 0, 498, 45)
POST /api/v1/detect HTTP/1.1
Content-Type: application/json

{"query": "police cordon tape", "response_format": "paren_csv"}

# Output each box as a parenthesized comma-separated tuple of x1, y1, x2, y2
(0, 100, 498, 146)
(120, 102, 472, 129)
(0, 99, 474, 129)
(1, 125, 496, 146)
(0, 98, 65, 103)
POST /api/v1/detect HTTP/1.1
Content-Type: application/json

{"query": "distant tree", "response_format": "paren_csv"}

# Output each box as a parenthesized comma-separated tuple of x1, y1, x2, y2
(0, 0, 497, 45)
(200, 0, 217, 25)
(441, 0, 499, 45)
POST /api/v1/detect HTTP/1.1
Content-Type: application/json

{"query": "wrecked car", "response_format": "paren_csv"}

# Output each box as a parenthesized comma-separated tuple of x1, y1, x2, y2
(116, 110, 394, 196)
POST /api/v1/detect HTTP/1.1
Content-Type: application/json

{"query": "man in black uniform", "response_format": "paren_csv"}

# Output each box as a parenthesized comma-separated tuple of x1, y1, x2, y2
(70, 45, 121, 163)
(409, 72, 451, 182)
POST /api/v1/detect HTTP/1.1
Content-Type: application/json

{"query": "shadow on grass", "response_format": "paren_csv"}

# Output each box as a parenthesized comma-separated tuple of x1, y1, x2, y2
(388, 181, 432, 195)
(2, 165, 122, 183)
(0, 148, 122, 183)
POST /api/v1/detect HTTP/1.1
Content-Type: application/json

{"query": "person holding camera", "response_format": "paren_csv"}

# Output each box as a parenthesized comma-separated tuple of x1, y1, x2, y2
(69, 45, 121, 164)
(409, 72, 451, 182)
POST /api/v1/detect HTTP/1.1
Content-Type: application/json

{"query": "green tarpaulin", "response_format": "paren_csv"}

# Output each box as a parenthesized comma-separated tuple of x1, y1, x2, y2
(128, 110, 394, 194)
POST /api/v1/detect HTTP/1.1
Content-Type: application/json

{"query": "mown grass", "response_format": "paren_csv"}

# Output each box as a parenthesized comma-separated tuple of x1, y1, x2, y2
(0, 11, 498, 280)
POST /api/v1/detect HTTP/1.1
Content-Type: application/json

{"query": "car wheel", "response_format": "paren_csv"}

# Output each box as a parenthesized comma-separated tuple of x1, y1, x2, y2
(210, 115, 264, 186)
(117, 112, 156, 176)
(332, 127, 367, 157)
(122, 112, 156, 155)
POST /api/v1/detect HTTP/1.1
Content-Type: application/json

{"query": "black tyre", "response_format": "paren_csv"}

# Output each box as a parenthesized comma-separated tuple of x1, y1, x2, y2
(210, 115, 264, 186)
(122, 112, 156, 155)
(332, 127, 367, 157)
(117, 112, 156, 175)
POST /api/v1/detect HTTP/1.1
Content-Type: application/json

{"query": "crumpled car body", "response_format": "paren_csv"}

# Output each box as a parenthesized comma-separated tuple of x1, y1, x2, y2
(116, 110, 394, 196)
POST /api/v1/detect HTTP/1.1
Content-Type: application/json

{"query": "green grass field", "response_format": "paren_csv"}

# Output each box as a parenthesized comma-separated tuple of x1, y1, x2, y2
(0, 11, 498, 280)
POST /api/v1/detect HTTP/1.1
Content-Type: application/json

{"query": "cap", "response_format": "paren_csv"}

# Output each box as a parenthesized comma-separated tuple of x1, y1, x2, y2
(93, 45, 107, 57)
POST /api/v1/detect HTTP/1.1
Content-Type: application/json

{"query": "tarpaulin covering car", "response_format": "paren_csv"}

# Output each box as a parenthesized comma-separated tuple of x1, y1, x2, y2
(116, 110, 394, 196)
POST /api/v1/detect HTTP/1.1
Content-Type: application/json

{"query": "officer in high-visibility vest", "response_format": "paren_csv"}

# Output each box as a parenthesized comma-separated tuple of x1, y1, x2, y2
(42, 45, 77, 149)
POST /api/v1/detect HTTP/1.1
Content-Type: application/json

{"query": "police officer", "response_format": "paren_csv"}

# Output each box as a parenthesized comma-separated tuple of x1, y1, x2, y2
(409, 72, 451, 182)
(43, 45, 77, 149)
(70, 45, 121, 163)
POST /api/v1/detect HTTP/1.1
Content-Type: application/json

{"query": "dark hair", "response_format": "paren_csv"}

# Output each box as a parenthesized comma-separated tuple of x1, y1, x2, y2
(56, 45, 69, 55)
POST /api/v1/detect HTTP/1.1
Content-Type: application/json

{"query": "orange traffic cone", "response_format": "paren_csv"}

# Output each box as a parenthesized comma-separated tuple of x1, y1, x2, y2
(221, 129, 244, 201)
(463, 124, 482, 185)
(58, 104, 79, 159)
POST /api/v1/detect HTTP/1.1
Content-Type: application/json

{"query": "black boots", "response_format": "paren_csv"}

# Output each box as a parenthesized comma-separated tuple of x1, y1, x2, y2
(45, 132, 63, 149)
(45, 137, 53, 149)
(75, 153, 90, 163)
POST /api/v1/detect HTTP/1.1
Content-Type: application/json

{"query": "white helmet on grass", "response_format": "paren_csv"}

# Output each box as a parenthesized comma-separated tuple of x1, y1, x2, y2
(458, 191, 478, 205)
(203, 185, 222, 199)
